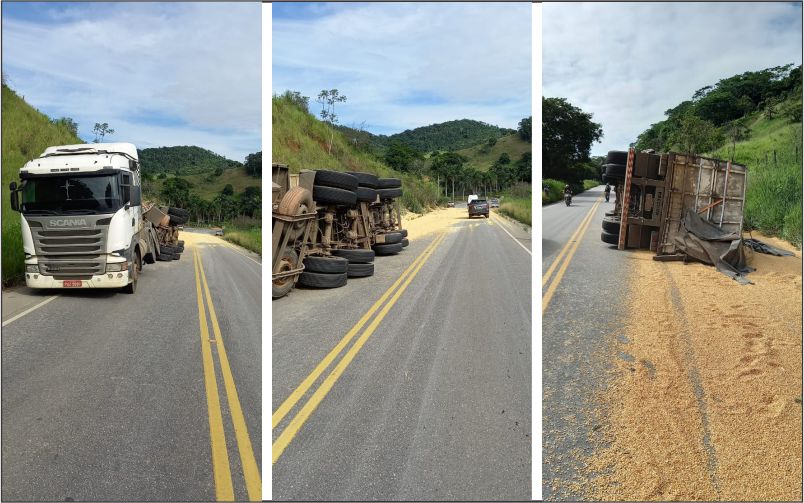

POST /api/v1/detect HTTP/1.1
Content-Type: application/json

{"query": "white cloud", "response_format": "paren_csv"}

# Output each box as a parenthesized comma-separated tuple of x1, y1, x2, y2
(3, 3, 261, 161)
(543, 2, 802, 156)
(272, 3, 532, 133)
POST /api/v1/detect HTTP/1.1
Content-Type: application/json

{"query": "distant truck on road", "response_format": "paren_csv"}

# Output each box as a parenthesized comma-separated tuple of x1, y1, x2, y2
(8, 143, 186, 293)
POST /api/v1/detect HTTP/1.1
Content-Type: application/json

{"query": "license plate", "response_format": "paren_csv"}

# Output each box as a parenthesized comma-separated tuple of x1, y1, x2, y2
(62, 280, 82, 287)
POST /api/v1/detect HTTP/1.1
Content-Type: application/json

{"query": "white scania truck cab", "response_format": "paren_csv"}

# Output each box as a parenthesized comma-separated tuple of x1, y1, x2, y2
(9, 143, 154, 293)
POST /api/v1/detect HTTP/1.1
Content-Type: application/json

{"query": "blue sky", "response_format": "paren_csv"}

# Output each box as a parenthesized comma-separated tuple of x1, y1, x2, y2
(2, 2, 261, 161)
(543, 2, 803, 156)
(272, 3, 532, 136)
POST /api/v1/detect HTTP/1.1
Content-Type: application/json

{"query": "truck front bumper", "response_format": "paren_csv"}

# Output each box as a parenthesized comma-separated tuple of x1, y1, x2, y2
(25, 271, 130, 289)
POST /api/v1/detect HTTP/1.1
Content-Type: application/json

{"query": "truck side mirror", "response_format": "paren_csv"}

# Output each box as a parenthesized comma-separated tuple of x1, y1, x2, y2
(130, 186, 142, 206)
(9, 182, 19, 212)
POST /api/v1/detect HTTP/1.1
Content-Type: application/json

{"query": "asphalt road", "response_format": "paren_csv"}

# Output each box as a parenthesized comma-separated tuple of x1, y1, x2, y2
(273, 212, 532, 500)
(541, 186, 631, 500)
(1, 233, 261, 501)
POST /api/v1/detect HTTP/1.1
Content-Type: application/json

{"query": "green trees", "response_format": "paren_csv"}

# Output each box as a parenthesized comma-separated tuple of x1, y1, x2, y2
(518, 116, 532, 142)
(542, 97, 602, 182)
(161, 178, 193, 207)
(244, 151, 261, 177)
(384, 140, 422, 172)
(317, 89, 347, 154)
(92, 122, 115, 143)
(138, 146, 242, 176)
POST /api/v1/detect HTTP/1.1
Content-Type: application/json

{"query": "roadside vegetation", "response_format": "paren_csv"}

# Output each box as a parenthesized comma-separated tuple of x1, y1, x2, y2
(635, 64, 802, 245)
(222, 226, 262, 255)
(1, 84, 82, 284)
(498, 183, 532, 226)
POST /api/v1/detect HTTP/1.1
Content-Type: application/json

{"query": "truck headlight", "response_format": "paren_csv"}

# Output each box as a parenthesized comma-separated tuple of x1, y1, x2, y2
(26, 265, 38, 273)
(106, 262, 128, 272)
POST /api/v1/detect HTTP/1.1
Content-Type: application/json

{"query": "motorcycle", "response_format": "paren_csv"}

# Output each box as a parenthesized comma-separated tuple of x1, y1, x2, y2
(605, 191, 610, 202)
(564, 193, 572, 206)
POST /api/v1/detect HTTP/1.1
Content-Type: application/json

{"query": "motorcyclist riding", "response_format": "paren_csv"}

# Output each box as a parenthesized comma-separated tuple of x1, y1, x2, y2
(563, 184, 572, 206)
(604, 183, 611, 202)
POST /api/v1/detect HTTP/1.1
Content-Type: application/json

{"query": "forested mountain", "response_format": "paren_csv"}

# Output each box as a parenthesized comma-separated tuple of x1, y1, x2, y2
(386, 119, 515, 152)
(138, 145, 242, 176)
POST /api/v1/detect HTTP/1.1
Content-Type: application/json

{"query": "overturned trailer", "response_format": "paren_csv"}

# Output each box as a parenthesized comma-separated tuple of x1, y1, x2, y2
(272, 163, 408, 298)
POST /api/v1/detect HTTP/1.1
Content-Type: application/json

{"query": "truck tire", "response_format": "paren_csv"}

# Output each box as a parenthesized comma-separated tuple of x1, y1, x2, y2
(161, 244, 178, 254)
(601, 230, 619, 245)
(332, 248, 375, 263)
(380, 231, 403, 244)
(313, 185, 357, 206)
(400, 229, 408, 237)
(298, 271, 347, 289)
(602, 216, 621, 234)
(606, 151, 628, 165)
(157, 250, 174, 261)
(377, 178, 402, 189)
(277, 187, 314, 240)
(603, 175, 621, 184)
(401, 238, 409, 248)
(303, 255, 348, 274)
(373, 242, 403, 255)
(169, 213, 189, 226)
(178, 240, 185, 247)
(356, 187, 378, 203)
(314, 170, 359, 191)
(272, 247, 298, 299)
(347, 262, 374, 278)
(143, 236, 156, 264)
(605, 163, 626, 178)
(377, 188, 403, 199)
(168, 207, 189, 219)
(122, 251, 141, 294)
(348, 172, 379, 188)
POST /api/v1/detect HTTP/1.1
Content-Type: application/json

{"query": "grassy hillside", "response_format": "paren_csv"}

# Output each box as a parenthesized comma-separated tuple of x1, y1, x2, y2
(139, 145, 242, 176)
(453, 134, 531, 172)
(273, 93, 441, 213)
(146, 167, 260, 201)
(2, 84, 83, 284)
(709, 103, 802, 246)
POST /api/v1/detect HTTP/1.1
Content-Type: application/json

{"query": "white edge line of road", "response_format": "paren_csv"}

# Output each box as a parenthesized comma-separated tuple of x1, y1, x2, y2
(491, 212, 532, 256)
(219, 241, 262, 268)
(2, 295, 59, 327)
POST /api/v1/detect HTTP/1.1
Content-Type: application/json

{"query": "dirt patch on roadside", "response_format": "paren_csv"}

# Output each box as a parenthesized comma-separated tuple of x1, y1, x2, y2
(179, 230, 226, 248)
(587, 246, 802, 501)
(402, 207, 467, 241)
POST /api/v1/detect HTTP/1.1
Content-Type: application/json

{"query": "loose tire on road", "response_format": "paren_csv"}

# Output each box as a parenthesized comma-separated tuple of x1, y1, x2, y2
(272, 247, 298, 299)
(377, 178, 402, 189)
(377, 187, 403, 199)
(347, 262, 374, 278)
(401, 238, 409, 248)
(601, 230, 619, 245)
(348, 171, 379, 188)
(332, 248, 375, 263)
(356, 187, 378, 203)
(303, 255, 348, 274)
(298, 271, 347, 289)
(277, 187, 315, 240)
(313, 185, 357, 207)
(373, 242, 403, 255)
(602, 216, 621, 234)
(313, 170, 359, 191)
(606, 151, 628, 165)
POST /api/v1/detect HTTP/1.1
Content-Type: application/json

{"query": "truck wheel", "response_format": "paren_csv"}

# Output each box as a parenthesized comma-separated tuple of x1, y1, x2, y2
(178, 240, 185, 247)
(601, 230, 619, 245)
(380, 232, 403, 245)
(377, 178, 402, 189)
(348, 171, 379, 188)
(172, 253, 181, 260)
(332, 248, 375, 263)
(606, 151, 628, 165)
(169, 213, 189, 226)
(313, 170, 359, 191)
(272, 247, 298, 298)
(377, 188, 403, 199)
(277, 187, 315, 240)
(157, 251, 174, 261)
(400, 229, 408, 238)
(373, 242, 403, 255)
(168, 207, 189, 218)
(302, 255, 348, 274)
(401, 238, 409, 248)
(122, 251, 141, 294)
(347, 262, 374, 278)
(356, 187, 378, 202)
(602, 216, 621, 234)
(298, 271, 347, 289)
(313, 185, 357, 207)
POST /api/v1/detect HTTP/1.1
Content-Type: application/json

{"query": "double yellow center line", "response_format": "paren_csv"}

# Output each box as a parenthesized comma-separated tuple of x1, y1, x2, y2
(272, 233, 447, 464)
(542, 197, 602, 313)
(193, 248, 261, 501)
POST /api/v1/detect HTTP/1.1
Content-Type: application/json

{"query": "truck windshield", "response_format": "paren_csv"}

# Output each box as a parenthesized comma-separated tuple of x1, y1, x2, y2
(21, 175, 122, 215)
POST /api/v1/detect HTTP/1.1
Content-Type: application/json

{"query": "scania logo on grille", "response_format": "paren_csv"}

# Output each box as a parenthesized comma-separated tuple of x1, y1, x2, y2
(48, 219, 88, 228)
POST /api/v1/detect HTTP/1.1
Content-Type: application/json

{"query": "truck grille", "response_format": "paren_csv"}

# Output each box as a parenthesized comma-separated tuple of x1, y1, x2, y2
(26, 218, 111, 279)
